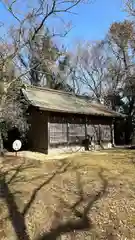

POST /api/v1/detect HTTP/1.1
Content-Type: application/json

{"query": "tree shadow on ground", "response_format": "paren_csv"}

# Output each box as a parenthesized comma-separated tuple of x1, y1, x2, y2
(37, 168, 108, 240)
(0, 157, 108, 240)
(0, 158, 71, 240)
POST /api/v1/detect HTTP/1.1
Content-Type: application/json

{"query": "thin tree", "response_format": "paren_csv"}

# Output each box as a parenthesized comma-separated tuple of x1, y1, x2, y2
(0, 0, 87, 154)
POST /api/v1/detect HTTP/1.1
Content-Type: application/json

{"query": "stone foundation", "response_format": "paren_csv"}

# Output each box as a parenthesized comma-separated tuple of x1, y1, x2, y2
(48, 142, 112, 154)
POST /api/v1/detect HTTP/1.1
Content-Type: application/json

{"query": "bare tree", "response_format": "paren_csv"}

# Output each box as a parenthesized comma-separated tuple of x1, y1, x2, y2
(1, 0, 86, 74)
(70, 41, 109, 102)
(107, 20, 135, 143)
(0, 0, 88, 154)
(126, 0, 135, 18)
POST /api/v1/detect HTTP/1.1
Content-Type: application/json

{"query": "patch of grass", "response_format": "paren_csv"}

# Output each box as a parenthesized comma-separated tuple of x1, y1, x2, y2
(0, 150, 135, 239)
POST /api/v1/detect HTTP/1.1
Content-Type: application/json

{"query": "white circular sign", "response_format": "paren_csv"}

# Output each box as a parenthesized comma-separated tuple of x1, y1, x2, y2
(12, 140, 22, 151)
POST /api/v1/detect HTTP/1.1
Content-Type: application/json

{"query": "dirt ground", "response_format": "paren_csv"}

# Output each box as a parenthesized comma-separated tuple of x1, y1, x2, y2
(0, 149, 135, 240)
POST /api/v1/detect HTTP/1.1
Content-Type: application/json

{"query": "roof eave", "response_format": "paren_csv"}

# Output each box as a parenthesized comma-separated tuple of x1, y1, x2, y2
(38, 106, 123, 118)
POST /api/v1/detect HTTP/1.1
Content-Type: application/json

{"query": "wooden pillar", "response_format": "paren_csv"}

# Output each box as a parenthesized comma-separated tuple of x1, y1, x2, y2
(111, 119, 115, 147)
(85, 117, 87, 138)
(67, 122, 69, 144)
(47, 118, 50, 153)
(98, 124, 101, 144)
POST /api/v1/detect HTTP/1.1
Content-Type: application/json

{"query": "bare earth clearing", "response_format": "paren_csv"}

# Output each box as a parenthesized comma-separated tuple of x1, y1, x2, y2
(0, 149, 135, 240)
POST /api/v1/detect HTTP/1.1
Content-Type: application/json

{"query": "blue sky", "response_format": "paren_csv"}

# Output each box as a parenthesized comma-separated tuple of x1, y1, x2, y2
(0, 0, 127, 48)
(62, 0, 127, 48)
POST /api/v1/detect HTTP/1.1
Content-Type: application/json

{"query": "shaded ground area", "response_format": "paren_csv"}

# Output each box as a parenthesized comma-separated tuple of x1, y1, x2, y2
(0, 149, 135, 239)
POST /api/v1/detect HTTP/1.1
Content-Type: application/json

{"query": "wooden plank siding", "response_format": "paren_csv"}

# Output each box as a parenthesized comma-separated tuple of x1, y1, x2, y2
(49, 112, 113, 148)
(28, 107, 49, 153)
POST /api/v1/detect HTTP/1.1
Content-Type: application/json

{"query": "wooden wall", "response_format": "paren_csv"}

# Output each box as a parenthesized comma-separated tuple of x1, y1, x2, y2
(27, 109, 114, 153)
(49, 112, 113, 148)
(28, 107, 49, 153)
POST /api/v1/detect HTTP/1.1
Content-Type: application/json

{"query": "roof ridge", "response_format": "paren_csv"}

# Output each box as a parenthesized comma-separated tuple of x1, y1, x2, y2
(26, 84, 92, 101)
(26, 85, 74, 96)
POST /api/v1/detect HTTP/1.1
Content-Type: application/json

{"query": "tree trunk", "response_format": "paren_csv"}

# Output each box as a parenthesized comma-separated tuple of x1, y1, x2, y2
(0, 129, 4, 156)
(125, 116, 133, 145)
(125, 97, 134, 145)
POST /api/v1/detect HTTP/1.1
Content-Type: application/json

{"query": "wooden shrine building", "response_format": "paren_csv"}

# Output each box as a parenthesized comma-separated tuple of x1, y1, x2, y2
(22, 86, 124, 154)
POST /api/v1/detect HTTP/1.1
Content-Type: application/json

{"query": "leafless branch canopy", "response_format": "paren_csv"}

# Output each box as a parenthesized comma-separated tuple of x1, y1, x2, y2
(0, 0, 87, 83)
